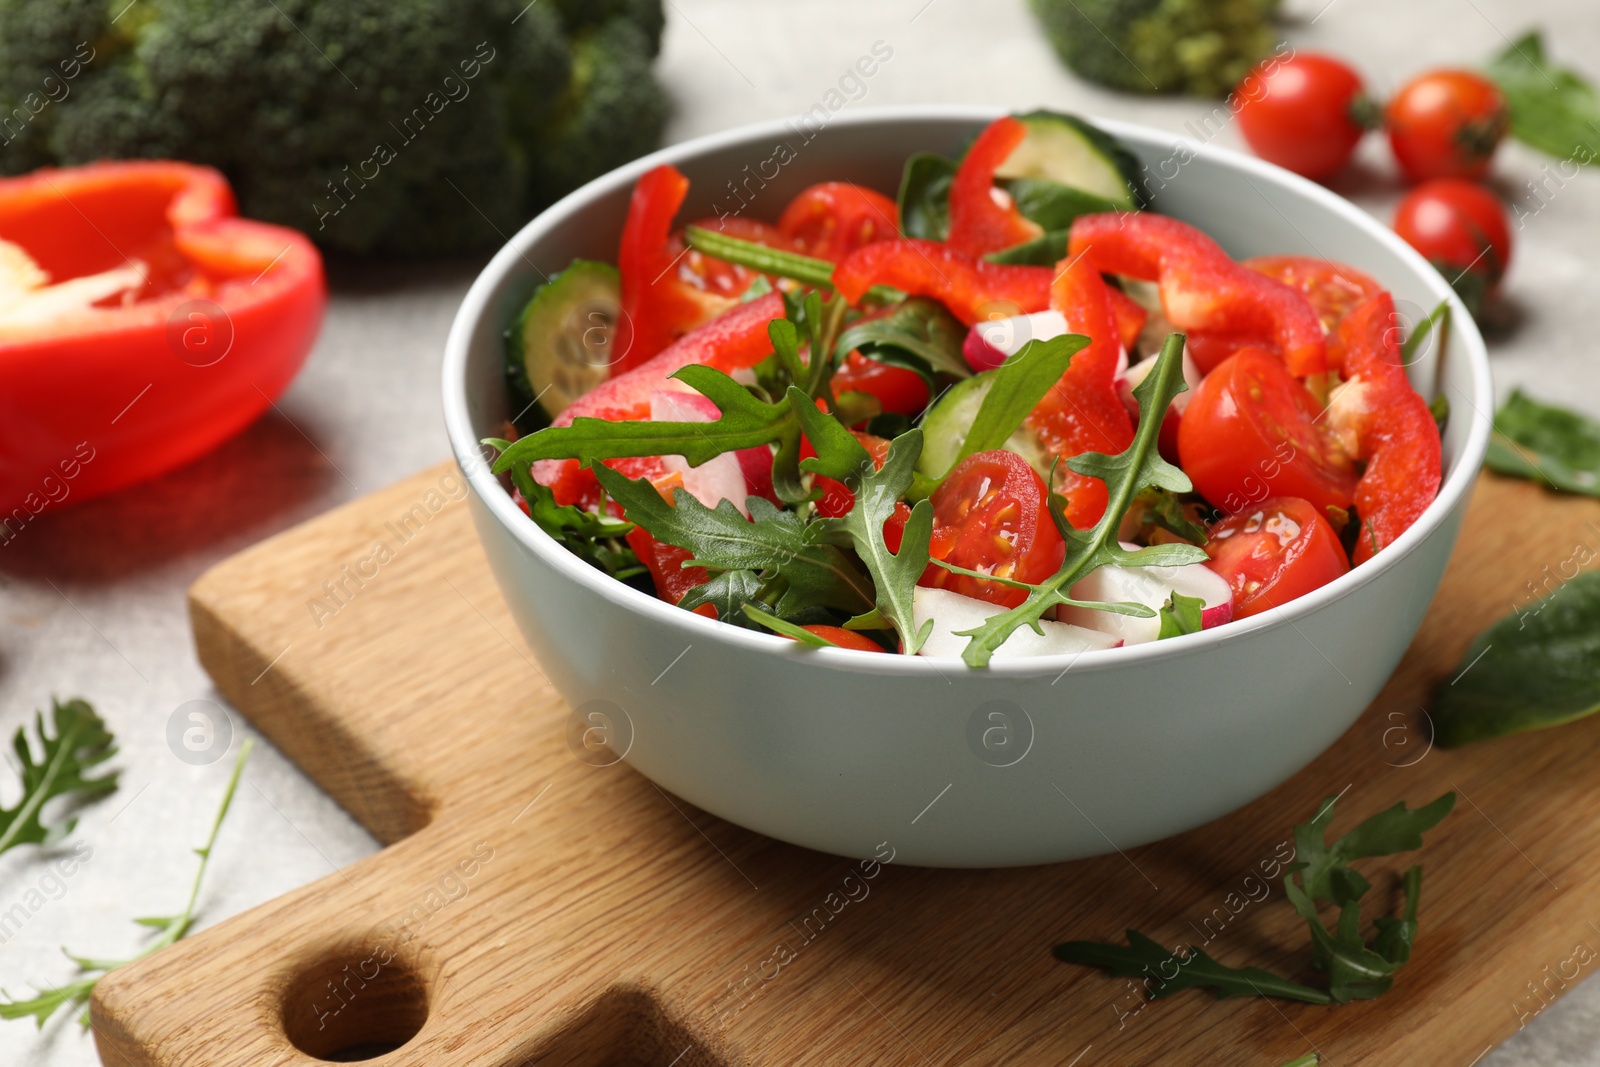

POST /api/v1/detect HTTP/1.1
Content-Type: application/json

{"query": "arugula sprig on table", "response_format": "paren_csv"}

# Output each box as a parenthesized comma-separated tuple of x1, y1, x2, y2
(1056, 791, 1455, 1006)
(0, 698, 118, 858)
(953, 334, 1209, 667)
(1, 740, 252, 1028)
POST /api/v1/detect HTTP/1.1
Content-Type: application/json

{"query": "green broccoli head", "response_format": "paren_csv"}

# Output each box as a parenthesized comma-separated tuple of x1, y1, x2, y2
(1030, 0, 1281, 98)
(0, 0, 668, 257)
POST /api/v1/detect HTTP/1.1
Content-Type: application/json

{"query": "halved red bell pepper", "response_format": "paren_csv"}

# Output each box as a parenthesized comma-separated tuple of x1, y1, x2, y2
(947, 117, 1043, 256)
(831, 239, 1052, 325)
(1023, 255, 1135, 529)
(0, 161, 324, 520)
(1328, 292, 1441, 564)
(1068, 213, 1327, 378)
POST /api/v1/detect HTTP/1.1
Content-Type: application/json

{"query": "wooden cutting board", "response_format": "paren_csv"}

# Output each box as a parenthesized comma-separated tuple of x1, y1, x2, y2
(90, 461, 1600, 1067)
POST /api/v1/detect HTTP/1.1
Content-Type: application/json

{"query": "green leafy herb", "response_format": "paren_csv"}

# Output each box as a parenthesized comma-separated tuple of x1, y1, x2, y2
(487, 441, 644, 581)
(1124, 486, 1208, 545)
(1156, 592, 1204, 640)
(897, 151, 959, 240)
(954, 335, 1087, 469)
(1485, 31, 1600, 164)
(1, 740, 251, 1028)
(953, 334, 1208, 667)
(1400, 299, 1450, 365)
(741, 604, 835, 645)
(0, 698, 117, 858)
(678, 569, 767, 624)
(835, 297, 971, 384)
(1004, 177, 1126, 230)
(792, 397, 935, 652)
(1057, 791, 1452, 1009)
(593, 464, 874, 618)
(683, 225, 899, 303)
(1484, 390, 1600, 498)
(1430, 394, 1450, 433)
(982, 230, 1069, 266)
(1279, 1055, 1320, 1067)
(491, 364, 792, 472)
(1432, 570, 1600, 747)
(1054, 930, 1332, 1005)
(1283, 792, 1452, 1002)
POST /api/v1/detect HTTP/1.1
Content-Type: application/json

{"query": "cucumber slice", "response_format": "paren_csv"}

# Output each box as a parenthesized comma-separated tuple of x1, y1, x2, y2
(995, 111, 1146, 211)
(505, 259, 621, 428)
(916, 374, 1054, 484)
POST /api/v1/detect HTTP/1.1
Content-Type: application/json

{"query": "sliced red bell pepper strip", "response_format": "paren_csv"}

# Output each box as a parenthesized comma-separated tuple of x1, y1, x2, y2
(616, 164, 699, 373)
(627, 525, 716, 616)
(1105, 284, 1148, 351)
(1329, 292, 1441, 564)
(947, 117, 1043, 256)
(831, 239, 1051, 326)
(0, 160, 324, 517)
(534, 291, 785, 507)
(1069, 213, 1327, 378)
(1245, 255, 1381, 374)
(1023, 255, 1135, 529)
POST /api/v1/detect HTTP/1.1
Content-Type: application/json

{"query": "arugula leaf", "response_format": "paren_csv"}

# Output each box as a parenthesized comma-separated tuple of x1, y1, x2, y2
(492, 364, 791, 472)
(0, 698, 117, 857)
(835, 297, 971, 384)
(897, 151, 958, 240)
(1400, 300, 1450, 365)
(1432, 570, 1600, 746)
(957, 335, 1086, 466)
(593, 465, 873, 618)
(488, 440, 644, 581)
(1278, 1056, 1320, 1067)
(1484, 389, 1600, 498)
(1, 740, 251, 1028)
(1288, 792, 1455, 906)
(1054, 930, 1331, 1005)
(1156, 592, 1204, 640)
(742, 604, 836, 645)
(792, 396, 935, 652)
(1125, 486, 1208, 545)
(1485, 31, 1600, 163)
(953, 334, 1208, 667)
(678, 570, 767, 624)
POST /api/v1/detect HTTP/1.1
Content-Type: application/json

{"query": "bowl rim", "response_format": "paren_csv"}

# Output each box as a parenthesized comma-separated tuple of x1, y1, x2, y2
(442, 104, 1494, 679)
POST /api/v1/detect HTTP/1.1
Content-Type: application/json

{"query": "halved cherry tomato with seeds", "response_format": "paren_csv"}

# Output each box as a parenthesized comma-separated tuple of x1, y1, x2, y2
(1205, 497, 1349, 618)
(922, 450, 1065, 608)
(778, 182, 900, 262)
(1245, 255, 1381, 373)
(1178, 346, 1357, 515)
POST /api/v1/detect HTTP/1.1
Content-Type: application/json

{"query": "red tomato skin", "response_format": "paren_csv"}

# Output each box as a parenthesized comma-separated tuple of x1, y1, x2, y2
(1236, 53, 1369, 180)
(923, 450, 1065, 608)
(832, 350, 930, 416)
(626, 526, 716, 617)
(832, 239, 1052, 325)
(795, 625, 887, 652)
(778, 182, 899, 262)
(1244, 255, 1382, 373)
(1392, 178, 1512, 290)
(1386, 70, 1508, 183)
(1178, 346, 1357, 516)
(1205, 497, 1350, 618)
(947, 116, 1043, 256)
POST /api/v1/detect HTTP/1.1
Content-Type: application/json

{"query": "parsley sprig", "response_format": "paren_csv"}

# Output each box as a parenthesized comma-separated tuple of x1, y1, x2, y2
(1055, 790, 1455, 1006)
(0, 698, 118, 858)
(953, 333, 1209, 667)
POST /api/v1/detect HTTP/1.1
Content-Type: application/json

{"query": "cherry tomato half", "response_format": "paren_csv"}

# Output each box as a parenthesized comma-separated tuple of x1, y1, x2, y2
(832, 350, 930, 416)
(1386, 69, 1508, 183)
(1236, 53, 1371, 180)
(1244, 255, 1382, 372)
(1392, 179, 1512, 307)
(1178, 346, 1357, 515)
(1205, 497, 1350, 619)
(778, 182, 900, 262)
(923, 450, 1065, 608)
(792, 625, 887, 652)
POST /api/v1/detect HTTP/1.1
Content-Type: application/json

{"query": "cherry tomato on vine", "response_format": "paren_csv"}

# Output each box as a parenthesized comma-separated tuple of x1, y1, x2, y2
(923, 450, 1065, 608)
(1392, 178, 1512, 313)
(1204, 497, 1350, 619)
(1385, 70, 1508, 182)
(1236, 53, 1372, 180)
(777, 182, 899, 262)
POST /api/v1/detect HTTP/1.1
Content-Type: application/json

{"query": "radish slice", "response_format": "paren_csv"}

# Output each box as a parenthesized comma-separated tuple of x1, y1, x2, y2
(1120, 348, 1203, 413)
(962, 310, 1068, 372)
(913, 586, 1121, 660)
(1059, 542, 1233, 645)
(649, 390, 751, 516)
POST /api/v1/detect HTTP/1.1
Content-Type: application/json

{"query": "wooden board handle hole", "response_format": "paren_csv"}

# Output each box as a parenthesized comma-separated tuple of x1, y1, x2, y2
(280, 944, 429, 1062)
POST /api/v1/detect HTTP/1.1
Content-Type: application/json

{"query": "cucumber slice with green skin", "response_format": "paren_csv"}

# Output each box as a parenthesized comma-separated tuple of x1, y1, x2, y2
(916, 373, 1054, 485)
(995, 110, 1147, 211)
(505, 259, 621, 429)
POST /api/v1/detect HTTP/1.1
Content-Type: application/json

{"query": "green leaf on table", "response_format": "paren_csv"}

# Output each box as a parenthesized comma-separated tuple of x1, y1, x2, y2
(1054, 930, 1331, 1005)
(897, 151, 958, 240)
(1484, 389, 1600, 498)
(0, 698, 117, 858)
(1432, 570, 1600, 746)
(593, 465, 874, 619)
(953, 334, 1208, 667)
(1485, 31, 1600, 163)
(836, 297, 971, 383)
(792, 396, 934, 652)
(1156, 592, 1204, 640)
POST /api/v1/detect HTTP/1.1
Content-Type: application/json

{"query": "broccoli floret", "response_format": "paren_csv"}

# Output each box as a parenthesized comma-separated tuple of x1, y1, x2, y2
(0, 0, 668, 257)
(1030, 0, 1281, 97)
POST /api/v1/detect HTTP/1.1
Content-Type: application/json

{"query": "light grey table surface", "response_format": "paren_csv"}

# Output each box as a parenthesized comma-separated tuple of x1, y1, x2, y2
(2, 1, 1595, 1063)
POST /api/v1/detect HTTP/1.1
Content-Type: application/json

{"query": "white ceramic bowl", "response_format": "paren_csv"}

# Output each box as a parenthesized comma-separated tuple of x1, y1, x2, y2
(443, 106, 1491, 867)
